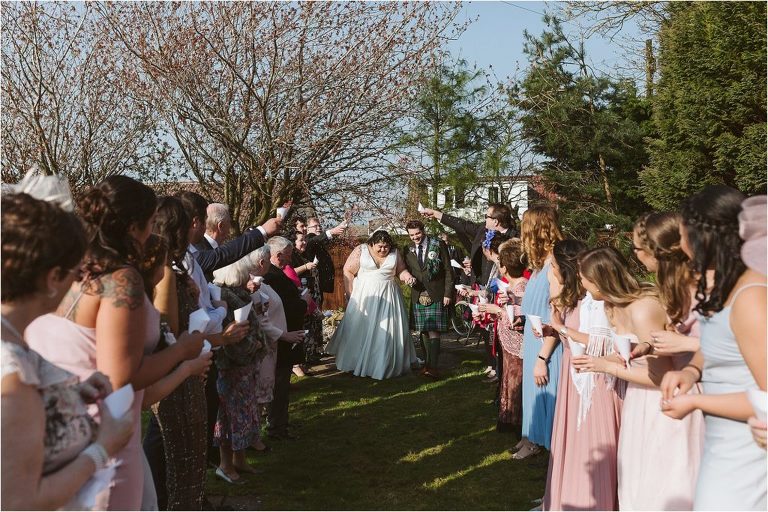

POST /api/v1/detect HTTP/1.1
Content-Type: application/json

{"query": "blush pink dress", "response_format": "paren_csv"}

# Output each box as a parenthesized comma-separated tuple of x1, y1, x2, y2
(543, 302, 625, 511)
(26, 294, 160, 511)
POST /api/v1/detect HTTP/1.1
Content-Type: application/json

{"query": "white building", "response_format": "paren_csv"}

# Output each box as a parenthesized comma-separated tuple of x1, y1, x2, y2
(430, 175, 530, 224)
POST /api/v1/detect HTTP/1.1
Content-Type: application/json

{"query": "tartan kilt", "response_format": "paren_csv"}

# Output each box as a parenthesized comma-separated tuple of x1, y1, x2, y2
(412, 299, 449, 332)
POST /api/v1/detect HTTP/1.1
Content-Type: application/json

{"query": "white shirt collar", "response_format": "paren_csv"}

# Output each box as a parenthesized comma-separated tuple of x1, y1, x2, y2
(204, 233, 219, 249)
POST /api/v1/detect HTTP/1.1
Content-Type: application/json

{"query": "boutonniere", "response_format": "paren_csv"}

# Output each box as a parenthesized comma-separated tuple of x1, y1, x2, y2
(427, 250, 437, 260)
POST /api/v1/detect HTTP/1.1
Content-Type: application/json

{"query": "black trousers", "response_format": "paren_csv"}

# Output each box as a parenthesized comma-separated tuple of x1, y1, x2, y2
(267, 362, 293, 434)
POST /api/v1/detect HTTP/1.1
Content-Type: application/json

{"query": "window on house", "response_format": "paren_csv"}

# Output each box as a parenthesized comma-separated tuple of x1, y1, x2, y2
(488, 186, 499, 204)
(455, 186, 465, 207)
(443, 188, 453, 208)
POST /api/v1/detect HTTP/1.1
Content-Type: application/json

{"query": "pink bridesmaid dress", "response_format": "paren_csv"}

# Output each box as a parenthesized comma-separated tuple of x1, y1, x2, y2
(26, 294, 160, 511)
(543, 303, 624, 511)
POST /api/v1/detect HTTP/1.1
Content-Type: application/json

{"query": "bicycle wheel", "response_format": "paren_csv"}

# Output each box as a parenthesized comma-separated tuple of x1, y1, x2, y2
(452, 303, 472, 340)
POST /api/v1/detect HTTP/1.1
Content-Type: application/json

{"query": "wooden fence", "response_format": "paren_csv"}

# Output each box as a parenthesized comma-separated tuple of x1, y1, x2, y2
(322, 244, 355, 311)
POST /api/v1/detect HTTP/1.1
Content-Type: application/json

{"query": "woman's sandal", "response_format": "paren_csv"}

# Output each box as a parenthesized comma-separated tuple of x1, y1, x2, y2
(511, 443, 541, 460)
(215, 467, 245, 485)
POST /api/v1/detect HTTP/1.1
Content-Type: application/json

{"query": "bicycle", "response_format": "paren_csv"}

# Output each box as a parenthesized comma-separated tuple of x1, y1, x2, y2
(451, 300, 480, 346)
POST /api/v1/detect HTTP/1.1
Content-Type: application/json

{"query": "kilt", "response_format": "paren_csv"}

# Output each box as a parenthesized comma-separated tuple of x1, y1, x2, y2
(413, 299, 449, 332)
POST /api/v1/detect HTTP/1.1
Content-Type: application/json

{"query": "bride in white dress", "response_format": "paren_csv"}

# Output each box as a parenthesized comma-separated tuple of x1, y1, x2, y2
(326, 230, 418, 380)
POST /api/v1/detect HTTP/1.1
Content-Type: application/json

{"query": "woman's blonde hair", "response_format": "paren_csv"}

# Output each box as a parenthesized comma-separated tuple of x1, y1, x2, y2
(634, 212, 694, 324)
(521, 206, 563, 270)
(579, 247, 657, 307)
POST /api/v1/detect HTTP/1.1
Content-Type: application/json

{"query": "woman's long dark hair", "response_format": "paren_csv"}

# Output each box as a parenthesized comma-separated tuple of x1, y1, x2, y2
(551, 239, 588, 313)
(154, 196, 191, 272)
(680, 185, 746, 317)
(78, 175, 157, 277)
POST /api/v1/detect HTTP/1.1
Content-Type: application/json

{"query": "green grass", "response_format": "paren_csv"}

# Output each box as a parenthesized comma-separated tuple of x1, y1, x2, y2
(205, 345, 548, 510)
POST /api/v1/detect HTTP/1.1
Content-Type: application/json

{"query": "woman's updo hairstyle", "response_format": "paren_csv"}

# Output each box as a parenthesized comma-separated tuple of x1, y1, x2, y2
(643, 212, 694, 324)
(367, 230, 394, 248)
(78, 175, 157, 276)
(154, 196, 191, 272)
(680, 185, 746, 317)
(551, 239, 588, 313)
(2, 193, 86, 302)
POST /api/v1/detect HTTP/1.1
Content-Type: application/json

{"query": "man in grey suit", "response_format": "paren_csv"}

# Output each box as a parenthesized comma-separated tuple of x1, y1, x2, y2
(403, 220, 453, 379)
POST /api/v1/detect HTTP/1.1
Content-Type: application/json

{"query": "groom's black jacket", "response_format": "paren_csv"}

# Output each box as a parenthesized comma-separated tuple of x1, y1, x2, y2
(403, 237, 453, 303)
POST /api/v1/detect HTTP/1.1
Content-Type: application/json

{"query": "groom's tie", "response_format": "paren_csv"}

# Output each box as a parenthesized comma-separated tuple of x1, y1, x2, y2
(417, 242, 424, 266)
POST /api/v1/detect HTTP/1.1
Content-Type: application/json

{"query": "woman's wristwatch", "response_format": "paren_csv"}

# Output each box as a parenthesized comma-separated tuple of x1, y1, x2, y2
(559, 326, 568, 337)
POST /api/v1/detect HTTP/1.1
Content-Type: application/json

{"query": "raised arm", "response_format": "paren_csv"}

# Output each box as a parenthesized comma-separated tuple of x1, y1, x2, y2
(343, 245, 362, 296)
(194, 229, 266, 274)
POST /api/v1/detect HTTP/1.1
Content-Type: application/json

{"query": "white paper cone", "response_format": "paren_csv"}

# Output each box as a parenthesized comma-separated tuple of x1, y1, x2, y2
(569, 337, 586, 357)
(454, 284, 468, 291)
(450, 259, 462, 269)
(313, 256, 319, 264)
(417, 202, 425, 213)
(251, 275, 263, 285)
(276, 206, 288, 218)
(747, 389, 767, 422)
(104, 384, 134, 419)
(614, 334, 632, 367)
(495, 278, 509, 291)
(233, 303, 252, 324)
(189, 308, 211, 333)
(478, 295, 488, 304)
(200, 340, 212, 355)
(505, 305, 516, 323)
(468, 303, 479, 315)
(207, 283, 221, 302)
(527, 315, 543, 338)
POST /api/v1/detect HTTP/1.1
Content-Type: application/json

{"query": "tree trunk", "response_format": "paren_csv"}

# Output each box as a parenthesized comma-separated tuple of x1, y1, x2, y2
(598, 153, 613, 205)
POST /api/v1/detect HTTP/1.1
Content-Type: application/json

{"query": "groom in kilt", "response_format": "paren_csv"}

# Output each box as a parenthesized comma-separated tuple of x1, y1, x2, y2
(404, 220, 453, 379)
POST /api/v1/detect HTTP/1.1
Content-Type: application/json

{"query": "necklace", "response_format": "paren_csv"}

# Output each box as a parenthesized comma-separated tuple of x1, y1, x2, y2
(0, 315, 24, 342)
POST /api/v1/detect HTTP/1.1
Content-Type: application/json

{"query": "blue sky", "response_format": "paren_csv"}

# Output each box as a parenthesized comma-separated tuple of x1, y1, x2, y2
(447, 1, 644, 85)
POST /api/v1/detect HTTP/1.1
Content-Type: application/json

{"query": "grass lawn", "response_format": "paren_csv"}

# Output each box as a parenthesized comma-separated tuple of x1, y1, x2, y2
(205, 340, 548, 510)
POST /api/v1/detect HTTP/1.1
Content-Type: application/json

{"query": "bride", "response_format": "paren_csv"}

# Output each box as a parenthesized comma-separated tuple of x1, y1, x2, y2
(326, 230, 418, 380)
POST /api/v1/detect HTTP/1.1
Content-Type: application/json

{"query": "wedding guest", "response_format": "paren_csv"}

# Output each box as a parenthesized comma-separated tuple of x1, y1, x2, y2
(516, 205, 563, 459)
(24, 176, 200, 510)
(660, 187, 766, 510)
(176, 191, 257, 470)
(212, 258, 269, 483)
(542, 239, 625, 511)
(477, 239, 527, 436)
(294, 232, 323, 368)
(422, 204, 517, 377)
(142, 197, 225, 510)
(572, 247, 702, 510)
(264, 237, 308, 439)
(138, 233, 212, 510)
(439, 232, 468, 285)
(245, 245, 281, 453)
(1, 192, 134, 510)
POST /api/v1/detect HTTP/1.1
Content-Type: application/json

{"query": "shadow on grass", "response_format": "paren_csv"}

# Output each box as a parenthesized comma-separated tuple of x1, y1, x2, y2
(207, 346, 548, 510)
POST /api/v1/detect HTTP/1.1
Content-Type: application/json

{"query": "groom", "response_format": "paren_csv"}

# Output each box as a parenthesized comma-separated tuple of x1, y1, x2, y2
(404, 220, 453, 378)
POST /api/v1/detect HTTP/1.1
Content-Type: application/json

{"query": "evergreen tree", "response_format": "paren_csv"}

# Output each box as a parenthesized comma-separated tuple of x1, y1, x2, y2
(642, 2, 767, 210)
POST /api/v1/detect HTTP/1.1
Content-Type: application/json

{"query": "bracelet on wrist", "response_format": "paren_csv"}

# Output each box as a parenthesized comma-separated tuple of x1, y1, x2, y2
(683, 363, 703, 382)
(559, 326, 568, 337)
(82, 442, 109, 471)
(537, 355, 548, 363)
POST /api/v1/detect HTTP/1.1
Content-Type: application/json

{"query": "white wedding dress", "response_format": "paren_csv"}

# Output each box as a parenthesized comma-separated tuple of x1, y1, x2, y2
(326, 245, 417, 380)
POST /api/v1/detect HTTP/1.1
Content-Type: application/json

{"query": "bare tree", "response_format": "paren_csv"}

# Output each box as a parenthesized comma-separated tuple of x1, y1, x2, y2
(97, 2, 463, 230)
(1, 2, 168, 195)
